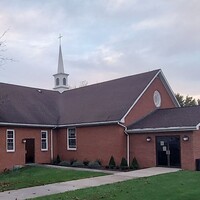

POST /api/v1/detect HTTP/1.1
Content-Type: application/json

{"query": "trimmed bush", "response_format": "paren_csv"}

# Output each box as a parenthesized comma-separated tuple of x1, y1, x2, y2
(53, 155, 61, 164)
(130, 157, 139, 170)
(59, 161, 71, 167)
(83, 160, 89, 166)
(120, 157, 128, 170)
(109, 156, 116, 169)
(71, 161, 85, 167)
(88, 161, 101, 169)
(96, 159, 102, 166)
(70, 159, 77, 165)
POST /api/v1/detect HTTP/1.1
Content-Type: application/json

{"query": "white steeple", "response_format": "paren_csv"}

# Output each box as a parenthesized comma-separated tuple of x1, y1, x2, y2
(53, 35, 69, 93)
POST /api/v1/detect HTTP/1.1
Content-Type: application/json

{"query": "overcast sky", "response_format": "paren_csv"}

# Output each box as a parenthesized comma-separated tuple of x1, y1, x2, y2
(0, 0, 199, 98)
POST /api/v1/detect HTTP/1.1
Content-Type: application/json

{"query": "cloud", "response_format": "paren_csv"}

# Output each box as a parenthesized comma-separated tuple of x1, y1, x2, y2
(0, 0, 199, 98)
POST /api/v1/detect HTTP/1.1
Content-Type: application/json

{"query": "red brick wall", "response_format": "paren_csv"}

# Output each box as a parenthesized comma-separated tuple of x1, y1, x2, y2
(130, 131, 195, 170)
(192, 130, 200, 170)
(125, 77, 176, 126)
(0, 127, 52, 172)
(56, 125, 127, 166)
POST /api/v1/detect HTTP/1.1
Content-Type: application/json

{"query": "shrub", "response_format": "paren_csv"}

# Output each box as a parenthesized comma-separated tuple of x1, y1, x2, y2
(109, 156, 116, 169)
(130, 157, 139, 170)
(88, 161, 101, 169)
(53, 155, 61, 164)
(120, 157, 128, 170)
(83, 160, 89, 166)
(96, 159, 102, 166)
(70, 158, 77, 165)
(59, 161, 71, 167)
(71, 161, 85, 167)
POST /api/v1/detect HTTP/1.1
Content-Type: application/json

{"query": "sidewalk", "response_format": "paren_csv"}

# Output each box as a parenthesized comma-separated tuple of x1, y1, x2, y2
(0, 167, 180, 200)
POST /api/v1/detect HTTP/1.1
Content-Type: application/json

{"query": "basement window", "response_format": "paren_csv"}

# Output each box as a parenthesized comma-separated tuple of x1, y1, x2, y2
(41, 130, 48, 151)
(6, 129, 15, 152)
(67, 128, 76, 150)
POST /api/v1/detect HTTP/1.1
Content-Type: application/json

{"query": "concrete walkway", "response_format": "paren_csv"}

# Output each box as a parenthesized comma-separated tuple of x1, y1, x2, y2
(0, 167, 180, 200)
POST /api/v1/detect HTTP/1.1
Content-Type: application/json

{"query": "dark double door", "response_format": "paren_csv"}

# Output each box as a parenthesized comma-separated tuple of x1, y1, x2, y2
(156, 136, 181, 167)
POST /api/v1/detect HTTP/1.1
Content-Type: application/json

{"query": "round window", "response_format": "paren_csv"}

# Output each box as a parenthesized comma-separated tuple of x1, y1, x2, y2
(153, 90, 161, 108)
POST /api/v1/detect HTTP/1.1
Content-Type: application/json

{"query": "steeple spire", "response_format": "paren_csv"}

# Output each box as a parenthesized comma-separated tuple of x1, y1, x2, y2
(53, 34, 69, 93)
(57, 44, 64, 73)
(57, 34, 64, 73)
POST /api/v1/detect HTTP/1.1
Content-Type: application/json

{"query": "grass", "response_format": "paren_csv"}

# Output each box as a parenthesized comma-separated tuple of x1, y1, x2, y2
(0, 165, 106, 192)
(34, 170, 200, 200)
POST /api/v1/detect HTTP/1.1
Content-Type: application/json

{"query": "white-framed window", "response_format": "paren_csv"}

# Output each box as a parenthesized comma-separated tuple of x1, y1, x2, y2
(41, 130, 48, 151)
(67, 128, 76, 150)
(6, 129, 15, 152)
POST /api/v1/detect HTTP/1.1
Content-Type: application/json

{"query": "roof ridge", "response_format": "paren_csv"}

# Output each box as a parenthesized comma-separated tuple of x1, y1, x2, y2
(0, 82, 58, 93)
(64, 69, 161, 93)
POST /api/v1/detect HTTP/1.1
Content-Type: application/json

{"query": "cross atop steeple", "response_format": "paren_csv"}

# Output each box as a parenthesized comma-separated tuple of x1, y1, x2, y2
(53, 34, 69, 93)
(58, 34, 63, 46)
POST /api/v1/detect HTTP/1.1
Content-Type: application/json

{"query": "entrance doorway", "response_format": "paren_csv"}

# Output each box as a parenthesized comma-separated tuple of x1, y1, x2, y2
(156, 136, 180, 167)
(25, 139, 35, 163)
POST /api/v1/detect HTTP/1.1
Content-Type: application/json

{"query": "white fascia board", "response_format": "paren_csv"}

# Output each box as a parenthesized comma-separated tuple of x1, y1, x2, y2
(0, 122, 56, 128)
(58, 120, 119, 128)
(196, 123, 200, 130)
(0, 120, 119, 128)
(127, 126, 197, 133)
(120, 70, 161, 123)
(159, 70, 180, 107)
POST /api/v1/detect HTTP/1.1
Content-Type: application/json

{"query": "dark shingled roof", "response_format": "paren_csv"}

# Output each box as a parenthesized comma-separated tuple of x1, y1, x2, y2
(0, 69, 160, 126)
(128, 106, 200, 131)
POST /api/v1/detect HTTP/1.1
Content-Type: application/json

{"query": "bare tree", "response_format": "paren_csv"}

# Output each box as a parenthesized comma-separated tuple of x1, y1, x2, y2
(0, 29, 13, 66)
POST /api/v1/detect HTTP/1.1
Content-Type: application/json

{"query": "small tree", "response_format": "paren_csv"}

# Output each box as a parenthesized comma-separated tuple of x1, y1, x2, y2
(108, 156, 116, 169)
(130, 157, 139, 170)
(120, 157, 128, 170)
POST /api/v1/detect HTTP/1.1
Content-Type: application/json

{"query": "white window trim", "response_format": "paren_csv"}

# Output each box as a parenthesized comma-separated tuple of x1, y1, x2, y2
(67, 128, 77, 150)
(41, 130, 48, 151)
(6, 129, 15, 152)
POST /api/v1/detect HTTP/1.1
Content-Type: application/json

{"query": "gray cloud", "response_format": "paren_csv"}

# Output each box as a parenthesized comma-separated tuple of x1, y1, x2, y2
(0, 0, 199, 98)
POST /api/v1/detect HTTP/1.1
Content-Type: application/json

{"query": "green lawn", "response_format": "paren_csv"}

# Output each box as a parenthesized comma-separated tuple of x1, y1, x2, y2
(34, 170, 200, 200)
(0, 166, 106, 192)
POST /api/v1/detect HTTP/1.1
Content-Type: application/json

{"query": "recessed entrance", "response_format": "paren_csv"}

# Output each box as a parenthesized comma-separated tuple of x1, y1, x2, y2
(25, 139, 35, 163)
(156, 136, 180, 167)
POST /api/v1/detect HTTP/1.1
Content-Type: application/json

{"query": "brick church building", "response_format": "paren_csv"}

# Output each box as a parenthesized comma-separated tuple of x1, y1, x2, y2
(0, 42, 200, 172)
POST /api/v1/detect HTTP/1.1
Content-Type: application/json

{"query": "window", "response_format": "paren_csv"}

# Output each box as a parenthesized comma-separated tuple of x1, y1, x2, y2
(41, 131, 48, 151)
(6, 129, 15, 152)
(63, 78, 66, 85)
(56, 78, 59, 86)
(67, 128, 76, 150)
(153, 90, 162, 108)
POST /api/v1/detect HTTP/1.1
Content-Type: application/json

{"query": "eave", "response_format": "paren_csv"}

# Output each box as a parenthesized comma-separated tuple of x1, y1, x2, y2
(127, 126, 198, 134)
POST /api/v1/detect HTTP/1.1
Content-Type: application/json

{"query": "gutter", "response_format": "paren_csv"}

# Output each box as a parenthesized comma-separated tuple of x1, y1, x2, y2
(118, 122, 129, 166)
(127, 126, 197, 133)
(0, 120, 119, 128)
(58, 120, 119, 128)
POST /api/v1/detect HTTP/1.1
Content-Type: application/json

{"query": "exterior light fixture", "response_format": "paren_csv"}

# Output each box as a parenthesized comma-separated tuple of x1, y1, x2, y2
(183, 135, 189, 141)
(22, 139, 26, 143)
(146, 136, 151, 142)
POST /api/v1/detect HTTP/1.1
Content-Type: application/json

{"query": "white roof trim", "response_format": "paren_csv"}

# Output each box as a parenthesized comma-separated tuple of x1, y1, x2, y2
(159, 70, 180, 107)
(0, 122, 57, 128)
(127, 126, 197, 133)
(120, 70, 161, 123)
(0, 120, 119, 128)
(58, 120, 119, 128)
(196, 123, 200, 130)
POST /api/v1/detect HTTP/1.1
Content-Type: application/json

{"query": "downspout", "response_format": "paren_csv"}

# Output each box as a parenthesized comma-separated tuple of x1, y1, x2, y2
(118, 122, 129, 166)
(50, 127, 57, 162)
